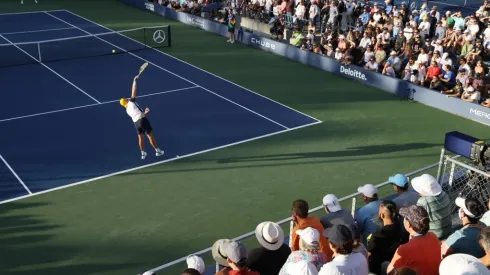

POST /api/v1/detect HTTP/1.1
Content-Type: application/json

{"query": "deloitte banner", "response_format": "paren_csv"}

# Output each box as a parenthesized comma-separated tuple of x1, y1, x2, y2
(120, 0, 490, 126)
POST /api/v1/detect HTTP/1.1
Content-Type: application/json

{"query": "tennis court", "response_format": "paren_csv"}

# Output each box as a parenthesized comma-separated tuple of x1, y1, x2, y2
(0, 9, 320, 203)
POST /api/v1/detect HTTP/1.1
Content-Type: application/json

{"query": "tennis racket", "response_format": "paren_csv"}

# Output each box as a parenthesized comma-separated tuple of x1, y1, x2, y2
(138, 62, 149, 76)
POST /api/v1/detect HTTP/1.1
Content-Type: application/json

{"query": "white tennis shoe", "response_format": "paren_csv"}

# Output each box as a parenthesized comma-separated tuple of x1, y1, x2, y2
(141, 151, 147, 160)
(156, 150, 164, 157)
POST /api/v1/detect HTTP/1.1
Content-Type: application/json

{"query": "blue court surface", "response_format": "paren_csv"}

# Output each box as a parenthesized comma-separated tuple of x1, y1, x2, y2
(0, 10, 321, 204)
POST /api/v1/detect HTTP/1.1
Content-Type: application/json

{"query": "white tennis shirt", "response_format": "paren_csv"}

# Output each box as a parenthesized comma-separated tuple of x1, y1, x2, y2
(126, 99, 144, 122)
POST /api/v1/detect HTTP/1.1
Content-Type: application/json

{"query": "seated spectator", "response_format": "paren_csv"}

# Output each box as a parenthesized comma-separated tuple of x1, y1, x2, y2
(186, 255, 205, 275)
(291, 200, 332, 259)
(248, 222, 291, 275)
(320, 194, 354, 232)
(346, 224, 368, 260)
(444, 81, 464, 97)
(462, 86, 481, 103)
(439, 253, 490, 275)
(334, 48, 344, 61)
(389, 174, 419, 208)
(355, 184, 382, 244)
(364, 56, 378, 72)
(391, 267, 417, 275)
(213, 239, 233, 274)
(425, 60, 442, 87)
(280, 227, 329, 274)
(440, 52, 452, 69)
(483, 98, 490, 107)
(225, 241, 259, 275)
(367, 200, 403, 274)
(386, 205, 441, 275)
(411, 174, 452, 240)
(442, 197, 486, 258)
(440, 64, 455, 90)
(182, 269, 201, 275)
(318, 224, 369, 275)
(429, 75, 444, 91)
(479, 226, 490, 268)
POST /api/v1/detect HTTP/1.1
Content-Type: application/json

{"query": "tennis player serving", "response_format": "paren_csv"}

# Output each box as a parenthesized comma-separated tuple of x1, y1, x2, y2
(120, 74, 164, 160)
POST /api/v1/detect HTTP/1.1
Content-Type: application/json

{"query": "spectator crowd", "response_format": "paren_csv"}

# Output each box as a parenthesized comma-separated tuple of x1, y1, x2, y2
(141, 173, 490, 275)
(150, 0, 490, 108)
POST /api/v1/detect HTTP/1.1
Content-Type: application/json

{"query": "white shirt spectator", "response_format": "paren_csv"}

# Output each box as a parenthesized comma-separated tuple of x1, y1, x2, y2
(335, 50, 344, 61)
(258, 0, 265, 6)
(306, 33, 315, 41)
(462, 89, 481, 102)
(417, 65, 427, 83)
(295, 3, 306, 19)
(373, 12, 381, 22)
(363, 51, 375, 63)
(459, 63, 472, 76)
(417, 53, 429, 65)
(359, 37, 372, 49)
(403, 26, 413, 40)
(418, 21, 431, 37)
(318, 253, 369, 275)
(431, 42, 444, 56)
(440, 54, 452, 68)
(365, 61, 378, 70)
(484, 26, 490, 40)
(309, 4, 319, 20)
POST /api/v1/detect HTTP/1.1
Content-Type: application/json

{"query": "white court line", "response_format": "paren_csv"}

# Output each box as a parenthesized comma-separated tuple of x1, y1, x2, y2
(61, 9, 323, 124)
(0, 86, 199, 123)
(0, 120, 321, 206)
(144, 161, 440, 274)
(0, 27, 75, 36)
(0, 9, 65, 16)
(44, 12, 289, 130)
(0, 34, 101, 104)
(0, 154, 32, 195)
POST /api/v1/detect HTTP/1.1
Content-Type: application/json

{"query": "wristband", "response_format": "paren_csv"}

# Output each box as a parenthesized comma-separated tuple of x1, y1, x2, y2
(133, 80, 137, 86)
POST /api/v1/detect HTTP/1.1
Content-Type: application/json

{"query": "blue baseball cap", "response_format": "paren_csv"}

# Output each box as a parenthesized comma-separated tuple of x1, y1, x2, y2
(389, 174, 409, 188)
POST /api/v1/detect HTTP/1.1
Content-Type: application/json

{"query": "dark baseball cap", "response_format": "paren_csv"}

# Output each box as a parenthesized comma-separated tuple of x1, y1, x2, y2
(326, 224, 353, 246)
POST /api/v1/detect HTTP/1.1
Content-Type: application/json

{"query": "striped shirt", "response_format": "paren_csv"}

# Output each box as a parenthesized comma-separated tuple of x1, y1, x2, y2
(417, 191, 452, 240)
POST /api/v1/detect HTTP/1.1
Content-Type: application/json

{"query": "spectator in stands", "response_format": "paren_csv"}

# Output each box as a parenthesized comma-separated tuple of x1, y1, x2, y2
(462, 86, 481, 103)
(186, 255, 205, 275)
(280, 227, 329, 275)
(442, 197, 486, 258)
(483, 98, 490, 107)
(213, 239, 233, 274)
(291, 200, 332, 259)
(355, 184, 382, 245)
(439, 253, 490, 275)
(364, 56, 378, 72)
(367, 200, 403, 274)
(391, 267, 417, 275)
(320, 194, 354, 232)
(346, 224, 368, 260)
(389, 174, 419, 208)
(479, 226, 490, 268)
(318, 224, 369, 275)
(248, 221, 291, 275)
(411, 174, 452, 240)
(224, 241, 259, 275)
(385, 205, 441, 275)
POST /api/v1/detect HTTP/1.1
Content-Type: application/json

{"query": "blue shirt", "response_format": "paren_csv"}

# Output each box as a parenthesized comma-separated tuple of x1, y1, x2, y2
(393, 191, 419, 208)
(445, 225, 485, 258)
(360, 13, 370, 25)
(385, 5, 393, 15)
(443, 70, 455, 84)
(355, 200, 383, 245)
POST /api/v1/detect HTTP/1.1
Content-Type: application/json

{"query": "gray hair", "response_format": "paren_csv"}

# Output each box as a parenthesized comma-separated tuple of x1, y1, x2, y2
(479, 226, 490, 252)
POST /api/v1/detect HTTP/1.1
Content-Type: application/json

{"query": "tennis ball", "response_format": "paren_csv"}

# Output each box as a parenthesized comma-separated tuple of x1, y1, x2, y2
(112, 49, 116, 54)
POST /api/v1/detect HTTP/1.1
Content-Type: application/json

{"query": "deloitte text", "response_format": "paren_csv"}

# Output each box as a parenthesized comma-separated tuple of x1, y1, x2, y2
(188, 17, 205, 29)
(251, 37, 276, 50)
(340, 66, 367, 81)
(144, 2, 155, 11)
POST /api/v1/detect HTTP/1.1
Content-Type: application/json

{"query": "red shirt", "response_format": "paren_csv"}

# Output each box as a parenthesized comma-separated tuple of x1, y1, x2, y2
(427, 66, 442, 79)
(391, 232, 441, 275)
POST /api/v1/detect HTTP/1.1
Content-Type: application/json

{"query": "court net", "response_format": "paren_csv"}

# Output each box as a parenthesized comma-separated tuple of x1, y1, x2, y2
(0, 25, 171, 68)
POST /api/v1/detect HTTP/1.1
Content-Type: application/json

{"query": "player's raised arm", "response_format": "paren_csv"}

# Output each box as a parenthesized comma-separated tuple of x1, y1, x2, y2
(131, 75, 139, 99)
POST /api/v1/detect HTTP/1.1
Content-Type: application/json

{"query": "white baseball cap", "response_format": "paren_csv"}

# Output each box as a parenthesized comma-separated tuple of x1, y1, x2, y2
(440, 254, 490, 275)
(186, 255, 205, 274)
(357, 184, 378, 198)
(286, 260, 319, 275)
(296, 227, 320, 245)
(411, 174, 441, 196)
(323, 194, 341, 212)
(455, 197, 476, 218)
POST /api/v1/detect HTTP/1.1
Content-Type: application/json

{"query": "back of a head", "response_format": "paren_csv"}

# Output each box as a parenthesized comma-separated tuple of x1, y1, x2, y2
(479, 226, 490, 252)
(392, 267, 417, 275)
(465, 197, 485, 223)
(380, 200, 399, 221)
(293, 199, 309, 219)
(181, 268, 201, 275)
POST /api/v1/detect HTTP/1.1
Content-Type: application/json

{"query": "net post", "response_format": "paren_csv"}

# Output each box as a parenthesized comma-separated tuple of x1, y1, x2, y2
(436, 148, 446, 182)
(351, 197, 356, 218)
(168, 25, 172, 47)
(37, 42, 41, 62)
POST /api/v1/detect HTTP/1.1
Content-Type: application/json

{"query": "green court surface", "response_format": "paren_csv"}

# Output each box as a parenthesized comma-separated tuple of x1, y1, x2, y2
(0, 1, 489, 274)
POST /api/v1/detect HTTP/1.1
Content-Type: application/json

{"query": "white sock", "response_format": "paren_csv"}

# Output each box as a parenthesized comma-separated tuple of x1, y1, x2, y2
(141, 151, 146, 155)
(155, 148, 161, 152)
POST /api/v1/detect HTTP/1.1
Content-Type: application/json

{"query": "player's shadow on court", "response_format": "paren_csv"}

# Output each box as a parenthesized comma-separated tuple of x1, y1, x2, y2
(215, 143, 439, 164)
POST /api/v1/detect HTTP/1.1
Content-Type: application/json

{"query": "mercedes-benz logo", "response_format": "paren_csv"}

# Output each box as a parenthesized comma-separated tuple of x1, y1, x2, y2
(153, 30, 166, 44)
